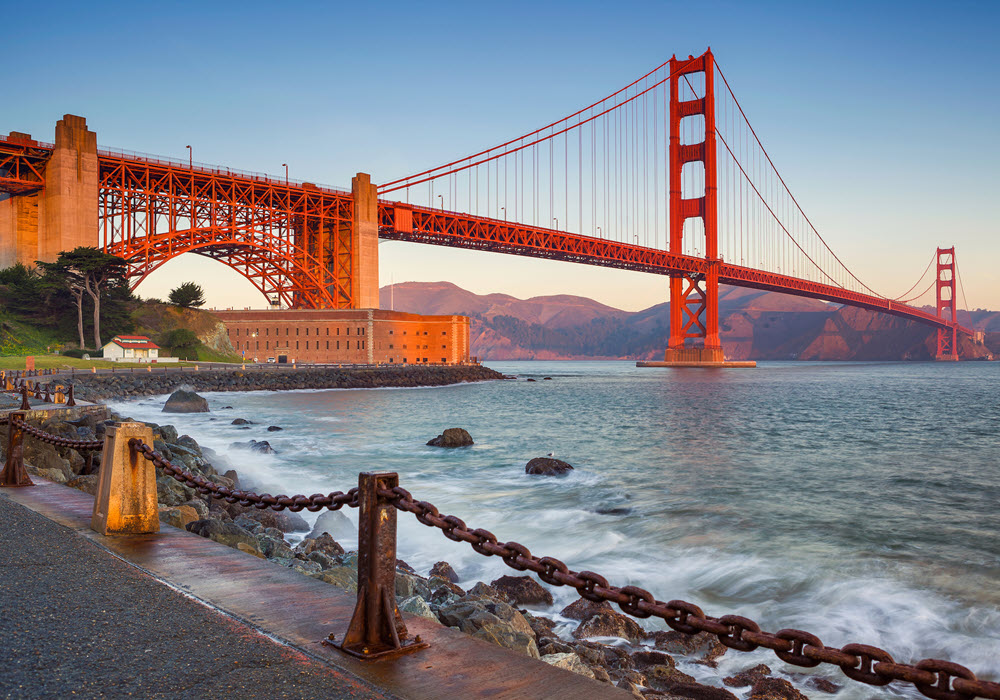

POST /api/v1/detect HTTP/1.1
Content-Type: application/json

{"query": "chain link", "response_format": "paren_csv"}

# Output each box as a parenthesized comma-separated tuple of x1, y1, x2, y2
(129, 439, 359, 512)
(12, 414, 104, 450)
(377, 485, 1000, 700)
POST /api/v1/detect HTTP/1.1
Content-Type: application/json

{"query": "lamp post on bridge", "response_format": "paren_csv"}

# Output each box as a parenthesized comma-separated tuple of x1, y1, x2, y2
(553, 217, 558, 231)
(186, 145, 192, 170)
(500, 207, 506, 221)
(437, 194, 443, 210)
(282, 163, 288, 186)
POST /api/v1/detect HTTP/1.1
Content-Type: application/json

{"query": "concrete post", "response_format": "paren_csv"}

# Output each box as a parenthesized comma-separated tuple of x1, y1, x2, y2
(91, 422, 159, 536)
(351, 173, 379, 310)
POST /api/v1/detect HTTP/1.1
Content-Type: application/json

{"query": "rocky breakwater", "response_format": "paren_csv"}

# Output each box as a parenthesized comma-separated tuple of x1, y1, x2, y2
(67, 365, 504, 402)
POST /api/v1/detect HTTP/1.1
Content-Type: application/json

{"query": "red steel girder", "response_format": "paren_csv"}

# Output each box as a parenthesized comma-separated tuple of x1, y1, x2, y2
(378, 201, 972, 338)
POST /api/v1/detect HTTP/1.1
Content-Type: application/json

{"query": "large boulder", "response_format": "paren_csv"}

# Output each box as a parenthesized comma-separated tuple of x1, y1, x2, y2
(163, 389, 209, 413)
(525, 457, 574, 476)
(307, 510, 355, 540)
(749, 678, 808, 700)
(426, 428, 474, 447)
(430, 561, 460, 583)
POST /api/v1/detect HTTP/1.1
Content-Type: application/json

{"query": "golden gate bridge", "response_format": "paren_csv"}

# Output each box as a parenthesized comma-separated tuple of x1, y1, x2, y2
(0, 49, 974, 362)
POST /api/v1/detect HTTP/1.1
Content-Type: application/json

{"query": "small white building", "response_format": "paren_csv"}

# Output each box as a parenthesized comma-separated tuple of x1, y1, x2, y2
(102, 335, 164, 362)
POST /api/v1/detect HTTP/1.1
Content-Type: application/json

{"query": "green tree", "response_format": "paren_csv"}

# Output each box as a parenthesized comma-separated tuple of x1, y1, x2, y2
(37, 248, 128, 350)
(160, 328, 200, 360)
(168, 282, 206, 309)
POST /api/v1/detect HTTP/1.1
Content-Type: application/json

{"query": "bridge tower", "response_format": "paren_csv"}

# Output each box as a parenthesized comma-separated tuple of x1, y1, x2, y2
(935, 246, 959, 361)
(664, 50, 723, 365)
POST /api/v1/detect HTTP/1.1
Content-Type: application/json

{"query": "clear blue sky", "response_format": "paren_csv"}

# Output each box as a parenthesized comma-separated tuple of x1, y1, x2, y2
(6, 0, 998, 311)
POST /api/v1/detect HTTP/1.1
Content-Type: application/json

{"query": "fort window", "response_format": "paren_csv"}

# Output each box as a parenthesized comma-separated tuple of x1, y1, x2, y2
(326, 341, 329, 349)
(296, 328, 299, 336)
(296, 341, 299, 349)
(346, 328, 350, 335)
(306, 341, 309, 350)
(441, 357, 446, 363)
(337, 341, 340, 349)
(306, 328, 309, 336)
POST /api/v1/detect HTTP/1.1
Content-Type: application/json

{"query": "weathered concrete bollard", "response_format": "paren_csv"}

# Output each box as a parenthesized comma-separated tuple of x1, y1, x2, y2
(91, 422, 159, 536)
(335, 472, 426, 659)
(1, 412, 33, 487)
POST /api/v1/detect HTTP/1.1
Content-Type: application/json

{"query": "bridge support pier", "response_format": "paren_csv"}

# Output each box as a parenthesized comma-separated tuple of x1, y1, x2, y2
(0, 116, 98, 270)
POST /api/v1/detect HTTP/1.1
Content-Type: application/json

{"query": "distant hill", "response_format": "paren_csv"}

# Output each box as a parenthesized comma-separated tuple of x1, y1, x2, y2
(379, 281, 995, 361)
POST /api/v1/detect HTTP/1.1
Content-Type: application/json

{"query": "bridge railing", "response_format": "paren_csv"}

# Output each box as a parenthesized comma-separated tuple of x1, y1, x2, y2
(1, 416, 998, 698)
(96, 145, 350, 195)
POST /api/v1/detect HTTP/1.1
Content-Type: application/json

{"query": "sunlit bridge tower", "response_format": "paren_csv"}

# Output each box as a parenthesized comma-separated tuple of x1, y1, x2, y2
(664, 50, 723, 365)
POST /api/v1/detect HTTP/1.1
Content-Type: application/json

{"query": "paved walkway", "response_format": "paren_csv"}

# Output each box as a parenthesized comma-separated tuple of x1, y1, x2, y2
(0, 481, 621, 700)
(0, 494, 395, 700)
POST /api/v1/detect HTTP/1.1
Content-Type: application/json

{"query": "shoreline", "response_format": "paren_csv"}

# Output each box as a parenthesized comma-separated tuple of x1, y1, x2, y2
(65, 364, 505, 402)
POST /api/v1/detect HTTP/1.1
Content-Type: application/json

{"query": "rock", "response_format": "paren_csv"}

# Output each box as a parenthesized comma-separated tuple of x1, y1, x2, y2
(472, 623, 539, 658)
(572, 610, 646, 643)
(426, 427, 474, 447)
(749, 678, 807, 700)
(651, 630, 727, 666)
(159, 505, 199, 530)
(399, 596, 439, 622)
(310, 566, 358, 593)
(163, 389, 209, 413)
(266, 426, 283, 432)
(539, 639, 574, 656)
(36, 467, 68, 484)
(233, 507, 310, 533)
(526, 378, 537, 382)
(438, 598, 534, 639)
(658, 683, 738, 700)
(429, 560, 460, 583)
(156, 475, 196, 507)
(34, 451, 73, 481)
(158, 424, 179, 443)
(541, 652, 595, 679)
(524, 612, 557, 640)
(560, 597, 612, 620)
(306, 551, 339, 570)
(296, 532, 345, 558)
(395, 572, 431, 599)
(802, 677, 840, 694)
(220, 406, 233, 410)
(525, 457, 574, 476)
(490, 575, 554, 606)
(543, 377, 553, 380)
(222, 469, 240, 486)
(237, 542, 265, 559)
(66, 474, 100, 495)
(631, 650, 676, 669)
(724, 664, 771, 687)
(231, 418, 254, 425)
(228, 439, 277, 454)
(256, 534, 294, 560)
(308, 510, 355, 540)
(181, 499, 210, 519)
(186, 518, 258, 550)
(465, 581, 513, 605)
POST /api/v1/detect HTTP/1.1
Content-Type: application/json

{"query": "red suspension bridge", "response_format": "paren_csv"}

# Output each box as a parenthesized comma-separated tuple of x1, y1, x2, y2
(0, 49, 975, 361)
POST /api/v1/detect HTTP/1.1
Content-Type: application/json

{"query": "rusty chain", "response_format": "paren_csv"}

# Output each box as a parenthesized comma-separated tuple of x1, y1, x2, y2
(11, 414, 104, 450)
(129, 439, 358, 513)
(378, 484, 1000, 700)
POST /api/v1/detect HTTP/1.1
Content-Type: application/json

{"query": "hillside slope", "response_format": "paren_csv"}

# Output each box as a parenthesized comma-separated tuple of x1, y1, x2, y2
(380, 282, 994, 361)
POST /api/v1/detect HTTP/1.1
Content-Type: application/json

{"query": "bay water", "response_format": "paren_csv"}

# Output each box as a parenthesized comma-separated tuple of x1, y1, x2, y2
(110, 361, 1000, 698)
